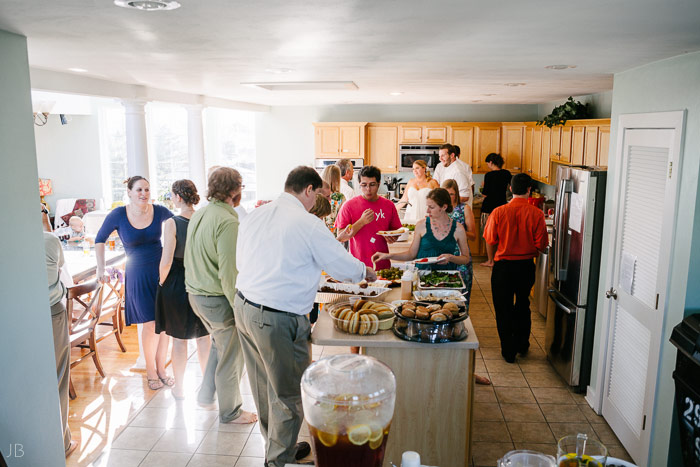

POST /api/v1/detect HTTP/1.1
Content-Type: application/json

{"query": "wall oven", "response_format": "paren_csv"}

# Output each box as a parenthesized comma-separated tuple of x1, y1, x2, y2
(314, 158, 364, 175)
(399, 145, 440, 172)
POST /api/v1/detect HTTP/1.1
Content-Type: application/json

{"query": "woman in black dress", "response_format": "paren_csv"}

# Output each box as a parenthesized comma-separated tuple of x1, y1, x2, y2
(155, 179, 211, 399)
(480, 153, 511, 267)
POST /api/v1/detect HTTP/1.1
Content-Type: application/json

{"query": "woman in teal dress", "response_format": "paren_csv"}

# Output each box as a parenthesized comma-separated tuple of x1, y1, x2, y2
(371, 187, 471, 288)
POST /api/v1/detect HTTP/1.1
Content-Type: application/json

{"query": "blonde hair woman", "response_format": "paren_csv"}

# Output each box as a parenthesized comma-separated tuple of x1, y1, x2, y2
(321, 165, 346, 233)
(396, 160, 439, 223)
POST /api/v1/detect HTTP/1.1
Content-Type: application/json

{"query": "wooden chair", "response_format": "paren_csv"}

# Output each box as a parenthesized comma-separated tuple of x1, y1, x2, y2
(67, 280, 104, 400)
(96, 265, 127, 352)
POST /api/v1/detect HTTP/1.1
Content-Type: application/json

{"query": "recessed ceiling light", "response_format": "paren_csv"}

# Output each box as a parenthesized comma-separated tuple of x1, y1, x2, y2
(68, 68, 88, 73)
(389, 92, 403, 96)
(504, 82, 526, 87)
(241, 81, 358, 91)
(265, 68, 294, 74)
(114, 0, 180, 11)
(545, 64, 577, 70)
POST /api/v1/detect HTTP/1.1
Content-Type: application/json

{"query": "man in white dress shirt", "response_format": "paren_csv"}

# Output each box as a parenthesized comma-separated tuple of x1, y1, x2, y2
(234, 166, 376, 467)
(337, 158, 356, 201)
(434, 143, 475, 207)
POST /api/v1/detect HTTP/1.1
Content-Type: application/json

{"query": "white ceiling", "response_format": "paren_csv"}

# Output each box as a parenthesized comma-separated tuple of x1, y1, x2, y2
(1, 0, 700, 106)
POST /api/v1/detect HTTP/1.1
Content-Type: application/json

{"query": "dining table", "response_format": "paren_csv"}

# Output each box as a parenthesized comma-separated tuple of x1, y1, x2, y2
(61, 244, 126, 284)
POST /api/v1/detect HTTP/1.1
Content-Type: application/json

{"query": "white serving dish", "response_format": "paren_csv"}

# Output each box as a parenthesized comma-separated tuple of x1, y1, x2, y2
(416, 269, 466, 291)
(413, 289, 467, 302)
(315, 279, 391, 304)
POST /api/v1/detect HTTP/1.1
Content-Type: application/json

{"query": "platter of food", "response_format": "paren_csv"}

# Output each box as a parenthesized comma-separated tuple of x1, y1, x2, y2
(392, 299, 468, 343)
(376, 267, 403, 287)
(316, 280, 391, 304)
(417, 270, 465, 290)
(376, 227, 408, 238)
(327, 300, 396, 335)
(413, 289, 467, 302)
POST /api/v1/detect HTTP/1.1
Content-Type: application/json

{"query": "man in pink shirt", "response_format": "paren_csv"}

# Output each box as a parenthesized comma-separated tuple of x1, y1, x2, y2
(336, 165, 402, 270)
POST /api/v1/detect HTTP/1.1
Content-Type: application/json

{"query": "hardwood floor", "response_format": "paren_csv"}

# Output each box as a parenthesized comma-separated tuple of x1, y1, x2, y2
(66, 325, 153, 466)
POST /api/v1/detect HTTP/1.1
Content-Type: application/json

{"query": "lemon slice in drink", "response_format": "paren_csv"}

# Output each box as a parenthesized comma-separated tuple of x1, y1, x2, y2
(368, 422, 384, 449)
(347, 424, 372, 446)
(317, 430, 338, 447)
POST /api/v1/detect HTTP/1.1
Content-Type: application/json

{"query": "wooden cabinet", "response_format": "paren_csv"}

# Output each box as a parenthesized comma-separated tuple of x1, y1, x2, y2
(549, 126, 562, 161)
(501, 123, 524, 173)
(313, 122, 367, 158)
(399, 124, 448, 144)
(468, 208, 486, 257)
(424, 126, 448, 143)
(571, 125, 586, 165)
(399, 126, 423, 143)
(451, 125, 475, 169)
(584, 126, 599, 167)
(597, 126, 611, 167)
(522, 124, 535, 177)
(367, 124, 399, 173)
(540, 126, 552, 184)
(473, 124, 501, 173)
(531, 126, 543, 181)
(560, 126, 573, 163)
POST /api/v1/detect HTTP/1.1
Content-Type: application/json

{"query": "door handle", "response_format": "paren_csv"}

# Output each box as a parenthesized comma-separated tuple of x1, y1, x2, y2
(605, 288, 618, 300)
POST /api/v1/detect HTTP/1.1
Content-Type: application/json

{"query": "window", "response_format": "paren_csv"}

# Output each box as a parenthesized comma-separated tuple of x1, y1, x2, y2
(204, 108, 257, 210)
(146, 103, 189, 201)
(98, 105, 127, 207)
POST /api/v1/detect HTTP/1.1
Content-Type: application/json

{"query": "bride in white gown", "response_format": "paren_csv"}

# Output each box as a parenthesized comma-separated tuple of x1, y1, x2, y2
(397, 160, 439, 223)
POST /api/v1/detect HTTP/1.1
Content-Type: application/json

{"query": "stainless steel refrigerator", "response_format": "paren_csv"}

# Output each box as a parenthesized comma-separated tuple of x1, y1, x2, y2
(545, 165, 607, 391)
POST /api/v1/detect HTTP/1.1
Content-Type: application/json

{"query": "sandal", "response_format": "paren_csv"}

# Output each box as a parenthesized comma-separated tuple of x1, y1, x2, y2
(159, 375, 175, 387)
(147, 378, 164, 390)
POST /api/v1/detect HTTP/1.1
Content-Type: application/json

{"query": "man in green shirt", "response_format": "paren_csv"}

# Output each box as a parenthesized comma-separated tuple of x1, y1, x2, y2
(184, 167, 257, 425)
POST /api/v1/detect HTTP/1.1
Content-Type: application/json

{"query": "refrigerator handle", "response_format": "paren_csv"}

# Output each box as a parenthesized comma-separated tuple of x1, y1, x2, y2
(554, 179, 573, 282)
(548, 289, 576, 314)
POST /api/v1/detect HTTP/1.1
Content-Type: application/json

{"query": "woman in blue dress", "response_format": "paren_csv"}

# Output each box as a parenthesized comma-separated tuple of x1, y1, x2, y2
(96, 176, 174, 390)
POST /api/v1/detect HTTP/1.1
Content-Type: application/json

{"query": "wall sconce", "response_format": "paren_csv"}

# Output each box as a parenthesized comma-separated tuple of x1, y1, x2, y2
(32, 100, 56, 126)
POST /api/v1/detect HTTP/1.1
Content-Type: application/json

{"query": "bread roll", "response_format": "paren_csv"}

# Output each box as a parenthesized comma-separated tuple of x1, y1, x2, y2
(350, 312, 361, 334)
(359, 314, 369, 335)
(430, 312, 448, 322)
(415, 309, 430, 320)
(368, 314, 380, 334)
(401, 308, 416, 318)
(352, 300, 367, 312)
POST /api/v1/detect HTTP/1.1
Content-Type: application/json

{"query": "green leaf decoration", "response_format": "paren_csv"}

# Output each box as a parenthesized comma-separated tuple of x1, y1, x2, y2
(537, 97, 590, 128)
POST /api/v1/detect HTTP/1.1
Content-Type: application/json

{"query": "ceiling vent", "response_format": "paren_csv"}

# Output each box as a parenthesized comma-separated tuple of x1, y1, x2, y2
(241, 81, 358, 91)
(114, 0, 181, 11)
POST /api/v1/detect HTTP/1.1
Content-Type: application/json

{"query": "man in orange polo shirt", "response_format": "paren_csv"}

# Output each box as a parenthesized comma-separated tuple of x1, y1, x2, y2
(483, 173, 548, 363)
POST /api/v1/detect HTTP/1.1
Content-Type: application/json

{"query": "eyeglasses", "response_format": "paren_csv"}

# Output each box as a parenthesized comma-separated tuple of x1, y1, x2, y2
(359, 183, 379, 188)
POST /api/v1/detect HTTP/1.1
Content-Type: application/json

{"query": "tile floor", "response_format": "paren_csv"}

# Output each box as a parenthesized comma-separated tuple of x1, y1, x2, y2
(89, 261, 633, 466)
(469, 263, 634, 466)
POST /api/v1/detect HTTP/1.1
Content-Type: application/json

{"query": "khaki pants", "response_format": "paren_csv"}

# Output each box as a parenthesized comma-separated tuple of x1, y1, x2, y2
(189, 294, 245, 423)
(233, 294, 311, 467)
(51, 301, 72, 453)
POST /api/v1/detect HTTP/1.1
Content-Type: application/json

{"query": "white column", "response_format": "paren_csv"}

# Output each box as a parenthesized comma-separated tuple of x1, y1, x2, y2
(122, 99, 150, 369)
(186, 104, 207, 197)
(122, 99, 150, 179)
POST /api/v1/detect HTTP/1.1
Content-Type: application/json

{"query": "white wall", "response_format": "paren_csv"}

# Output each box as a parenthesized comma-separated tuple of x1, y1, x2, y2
(588, 51, 700, 466)
(255, 104, 539, 198)
(35, 114, 104, 211)
(0, 29, 66, 466)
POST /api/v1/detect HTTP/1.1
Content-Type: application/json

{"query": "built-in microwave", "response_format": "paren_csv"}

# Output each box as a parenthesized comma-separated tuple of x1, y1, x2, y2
(399, 145, 440, 172)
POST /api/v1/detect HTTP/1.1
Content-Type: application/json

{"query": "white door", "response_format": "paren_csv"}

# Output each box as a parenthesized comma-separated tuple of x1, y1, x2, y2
(601, 112, 684, 466)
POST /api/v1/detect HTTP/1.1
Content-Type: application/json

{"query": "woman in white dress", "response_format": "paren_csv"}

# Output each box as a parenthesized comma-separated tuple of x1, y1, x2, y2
(396, 160, 439, 223)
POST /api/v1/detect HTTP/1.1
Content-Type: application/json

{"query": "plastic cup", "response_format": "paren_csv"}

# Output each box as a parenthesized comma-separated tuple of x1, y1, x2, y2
(499, 450, 556, 466)
(557, 434, 607, 467)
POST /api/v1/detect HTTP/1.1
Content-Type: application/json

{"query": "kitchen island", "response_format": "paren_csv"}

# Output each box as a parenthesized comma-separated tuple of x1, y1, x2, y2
(312, 286, 479, 467)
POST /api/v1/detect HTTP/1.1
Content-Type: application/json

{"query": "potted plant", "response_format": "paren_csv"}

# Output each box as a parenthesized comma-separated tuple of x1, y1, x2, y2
(537, 96, 590, 128)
